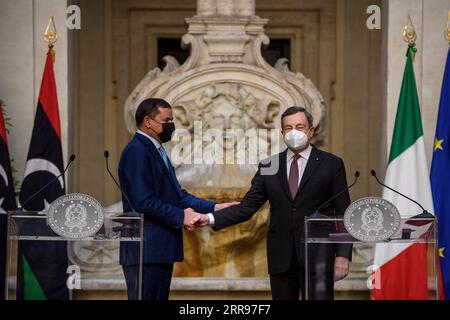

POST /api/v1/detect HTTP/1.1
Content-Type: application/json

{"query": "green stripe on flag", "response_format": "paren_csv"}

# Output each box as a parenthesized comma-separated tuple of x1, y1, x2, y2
(388, 47, 424, 164)
(22, 255, 46, 300)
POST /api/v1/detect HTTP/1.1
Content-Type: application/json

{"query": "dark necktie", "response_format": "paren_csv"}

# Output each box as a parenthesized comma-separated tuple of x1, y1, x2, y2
(289, 153, 301, 199)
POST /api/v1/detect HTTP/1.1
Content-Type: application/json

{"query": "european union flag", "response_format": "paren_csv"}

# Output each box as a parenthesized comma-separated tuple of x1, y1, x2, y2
(430, 47, 450, 299)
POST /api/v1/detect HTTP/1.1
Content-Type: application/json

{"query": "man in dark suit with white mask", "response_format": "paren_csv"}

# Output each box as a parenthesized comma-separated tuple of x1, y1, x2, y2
(195, 106, 352, 300)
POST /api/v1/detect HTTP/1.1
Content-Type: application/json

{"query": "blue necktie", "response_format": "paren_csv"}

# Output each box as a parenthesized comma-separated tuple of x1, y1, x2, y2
(159, 145, 181, 194)
(158, 146, 170, 169)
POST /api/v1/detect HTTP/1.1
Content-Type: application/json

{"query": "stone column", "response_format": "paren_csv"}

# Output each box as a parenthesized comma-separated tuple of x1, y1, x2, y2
(197, 0, 216, 16)
(235, 0, 255, 16)
(0, 0, 69, 187)
(217, 0, 234, 15)
(197, 0, 255, 16)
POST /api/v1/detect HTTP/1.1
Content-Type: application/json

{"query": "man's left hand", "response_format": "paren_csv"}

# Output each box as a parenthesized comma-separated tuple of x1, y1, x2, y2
(334, 256, 349, 282)
(214, 202, 240, 211)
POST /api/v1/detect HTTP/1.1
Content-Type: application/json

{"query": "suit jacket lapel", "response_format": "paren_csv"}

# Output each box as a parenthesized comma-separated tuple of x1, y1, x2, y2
(165, 158, 183, 195)
(296, 146, 323, 196)
(277, 149, 293, 202)
(135, 134, 181, 195)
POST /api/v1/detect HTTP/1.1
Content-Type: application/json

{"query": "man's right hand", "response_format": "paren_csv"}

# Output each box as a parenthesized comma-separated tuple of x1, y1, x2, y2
(183, 208, 200, 231)
(193, 214, 211, 228)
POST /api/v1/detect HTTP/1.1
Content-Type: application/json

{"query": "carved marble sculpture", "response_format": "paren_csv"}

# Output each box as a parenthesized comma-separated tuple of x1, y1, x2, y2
(71, 0, 326, 278)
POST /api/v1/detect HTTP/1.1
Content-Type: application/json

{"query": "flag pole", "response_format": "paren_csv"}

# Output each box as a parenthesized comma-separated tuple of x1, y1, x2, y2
(445, 11, 450, 45)
(44, 17, 57, 63)
(403, 15, 417, 61)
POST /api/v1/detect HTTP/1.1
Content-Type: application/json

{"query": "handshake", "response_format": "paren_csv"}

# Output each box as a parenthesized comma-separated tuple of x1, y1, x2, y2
(183, 202, 240, 232)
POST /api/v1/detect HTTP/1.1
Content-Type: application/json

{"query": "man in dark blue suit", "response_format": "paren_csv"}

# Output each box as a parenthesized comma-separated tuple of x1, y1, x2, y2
(118, 98, 238, 300)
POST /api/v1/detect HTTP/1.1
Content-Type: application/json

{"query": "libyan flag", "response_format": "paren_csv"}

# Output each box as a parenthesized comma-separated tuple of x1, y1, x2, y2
(17, 48, 69, 300)
(1, 102, 18, 300)
(372, 45, 434, 300)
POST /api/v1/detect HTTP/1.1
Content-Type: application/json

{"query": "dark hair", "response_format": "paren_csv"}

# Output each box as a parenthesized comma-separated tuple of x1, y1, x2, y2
(281, 106, 314, 128)
(135, 98, 171, 126)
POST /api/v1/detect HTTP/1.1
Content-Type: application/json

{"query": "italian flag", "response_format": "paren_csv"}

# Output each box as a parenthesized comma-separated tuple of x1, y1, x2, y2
(372, 45, 434, 300)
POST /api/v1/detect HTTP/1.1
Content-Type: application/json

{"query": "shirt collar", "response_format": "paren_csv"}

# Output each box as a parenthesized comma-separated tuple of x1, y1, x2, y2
(136, 129, 161, 150)
(287, 144, 312, 161)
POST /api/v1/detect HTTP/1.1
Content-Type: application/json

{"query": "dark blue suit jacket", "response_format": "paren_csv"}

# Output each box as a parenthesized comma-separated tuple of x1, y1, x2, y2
(118, 133, 215, 265)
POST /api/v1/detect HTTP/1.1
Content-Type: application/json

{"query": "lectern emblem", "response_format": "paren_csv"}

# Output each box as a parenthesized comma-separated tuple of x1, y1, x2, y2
(65, 203, 88, 231)
(47, 193, 104, 239)
(361, 206, 384, 234)
(344, 197, 401, 242)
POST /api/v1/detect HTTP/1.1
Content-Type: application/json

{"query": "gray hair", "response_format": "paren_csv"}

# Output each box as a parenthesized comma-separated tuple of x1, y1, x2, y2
(281, 106, 314, 128)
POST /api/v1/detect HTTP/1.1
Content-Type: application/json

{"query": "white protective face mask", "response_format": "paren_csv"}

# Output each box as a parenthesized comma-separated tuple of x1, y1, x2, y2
(284, 129, 309, 151)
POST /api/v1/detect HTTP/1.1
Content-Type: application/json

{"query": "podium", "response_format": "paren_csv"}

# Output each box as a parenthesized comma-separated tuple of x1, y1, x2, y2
(304, 216, 439, 300)
(5, 211, 144, 300)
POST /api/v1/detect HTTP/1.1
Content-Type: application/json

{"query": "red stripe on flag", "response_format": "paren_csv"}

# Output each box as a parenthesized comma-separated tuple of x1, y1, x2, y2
(38, 49, 61, 140)
(0, 104, 8, 144)
(372, 243, 428, 300)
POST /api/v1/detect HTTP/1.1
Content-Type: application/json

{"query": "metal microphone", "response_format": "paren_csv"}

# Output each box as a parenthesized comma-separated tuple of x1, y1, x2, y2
(19, 154, 76, 210)
(314, 171, 360, 215)
(104, 150, 136, 213)
(370, 169, 432, 215)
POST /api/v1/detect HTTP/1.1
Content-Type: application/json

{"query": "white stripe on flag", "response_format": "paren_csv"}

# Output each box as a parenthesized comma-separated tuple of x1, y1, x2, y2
(374, 136, 434, 266)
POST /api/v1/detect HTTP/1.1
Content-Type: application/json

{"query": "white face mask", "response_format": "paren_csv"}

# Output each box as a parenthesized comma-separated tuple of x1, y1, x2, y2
(284, 129, 309, 151)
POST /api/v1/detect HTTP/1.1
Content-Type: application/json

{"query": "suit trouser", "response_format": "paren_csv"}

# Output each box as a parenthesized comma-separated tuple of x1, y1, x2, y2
(269, 245, 334, 300)
(122, 263, 174, 300)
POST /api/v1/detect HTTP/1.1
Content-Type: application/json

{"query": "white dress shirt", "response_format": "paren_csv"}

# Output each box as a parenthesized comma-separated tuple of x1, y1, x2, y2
(136, 129, 161, 150)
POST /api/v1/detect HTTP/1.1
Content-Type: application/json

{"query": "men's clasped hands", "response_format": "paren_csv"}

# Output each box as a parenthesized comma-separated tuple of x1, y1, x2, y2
(183, 202, 240, 231)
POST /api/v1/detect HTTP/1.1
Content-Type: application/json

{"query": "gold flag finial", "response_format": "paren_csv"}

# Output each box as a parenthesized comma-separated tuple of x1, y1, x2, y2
(403, 15, 417, 44)
(44, 17, 58, 47)
(445, 11, 450, 42)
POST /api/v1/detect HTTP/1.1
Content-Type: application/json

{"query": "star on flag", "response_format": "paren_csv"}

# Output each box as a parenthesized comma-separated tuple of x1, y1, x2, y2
(434, 137, 444, 152)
